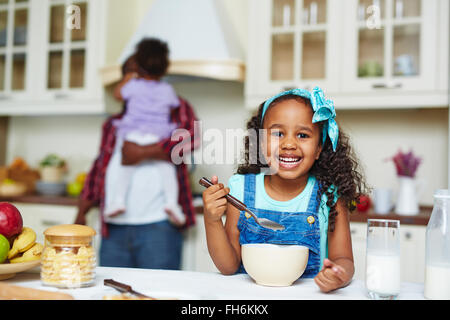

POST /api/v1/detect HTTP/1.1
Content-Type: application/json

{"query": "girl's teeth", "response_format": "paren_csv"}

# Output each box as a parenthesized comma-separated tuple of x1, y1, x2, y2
(279, 157, 300, 162)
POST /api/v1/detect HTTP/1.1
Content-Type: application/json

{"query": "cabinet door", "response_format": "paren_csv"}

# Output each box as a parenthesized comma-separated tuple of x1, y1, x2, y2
(191, 214, 220, 273)
(350, 222, 367, 281)
(0, 0, 32, 100)
(400, 225, 425, 283)
(0, 0, 106, 114)
(37, 0, 101, 102)
(341, 0, 438, 93)
(246, 0, 340, 107)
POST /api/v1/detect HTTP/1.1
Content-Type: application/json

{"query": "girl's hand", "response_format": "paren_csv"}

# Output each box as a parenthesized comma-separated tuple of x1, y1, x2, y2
(202, 176, 230, 224)
(314, 258, 352, 293)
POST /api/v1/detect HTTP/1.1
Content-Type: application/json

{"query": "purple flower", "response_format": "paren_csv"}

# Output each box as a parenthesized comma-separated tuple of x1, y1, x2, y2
(390, 149, 422, 178)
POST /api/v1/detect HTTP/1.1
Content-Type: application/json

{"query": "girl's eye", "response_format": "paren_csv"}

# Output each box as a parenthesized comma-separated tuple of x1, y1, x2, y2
(271, 131, 283, 137)
(297, 133, 309, 139)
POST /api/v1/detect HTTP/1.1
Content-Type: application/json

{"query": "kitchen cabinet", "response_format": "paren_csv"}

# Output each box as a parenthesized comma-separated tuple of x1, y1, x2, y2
(181, 214, 220, 273)
(245, 0, 341, 108)
(0, 0, 32, 100)
(245, 0, 449, 109)
(0, 0, 107, 115)
(37, 0, 101, 102)
(350, 222, 426, 283)
(339, 0, 447, 108)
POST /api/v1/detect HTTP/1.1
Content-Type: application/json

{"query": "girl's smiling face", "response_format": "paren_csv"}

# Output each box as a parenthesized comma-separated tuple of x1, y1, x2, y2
(262, 98, 322, 180)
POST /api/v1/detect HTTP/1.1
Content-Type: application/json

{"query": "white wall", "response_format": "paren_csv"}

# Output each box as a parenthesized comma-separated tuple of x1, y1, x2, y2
(103, 0, 156, 65)
(171, 80, 250, 194)
(338, 108, 448, 205)
(6, 115, 106, 182)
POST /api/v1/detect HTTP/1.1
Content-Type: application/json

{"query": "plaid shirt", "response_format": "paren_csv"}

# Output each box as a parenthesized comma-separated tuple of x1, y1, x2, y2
(80, 97, 200, 237)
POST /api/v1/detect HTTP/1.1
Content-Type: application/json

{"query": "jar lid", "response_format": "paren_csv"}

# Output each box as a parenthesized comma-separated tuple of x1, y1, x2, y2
(44, 224, 96, 237)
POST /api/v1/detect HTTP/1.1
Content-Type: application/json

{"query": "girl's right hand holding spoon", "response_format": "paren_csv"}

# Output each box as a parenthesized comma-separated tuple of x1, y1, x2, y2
(202, 175, 230, 224)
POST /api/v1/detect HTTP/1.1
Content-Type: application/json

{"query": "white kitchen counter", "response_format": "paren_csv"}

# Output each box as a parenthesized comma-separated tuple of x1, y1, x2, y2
(4, 266, 426, 300)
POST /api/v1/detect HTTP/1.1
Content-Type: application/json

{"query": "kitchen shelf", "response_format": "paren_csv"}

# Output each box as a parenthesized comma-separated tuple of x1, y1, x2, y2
(0, 194, 78, 206)
(351, 206, 432, 226)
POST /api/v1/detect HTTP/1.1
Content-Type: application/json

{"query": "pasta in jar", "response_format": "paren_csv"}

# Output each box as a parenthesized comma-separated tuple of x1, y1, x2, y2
(41, 224, 96, 288)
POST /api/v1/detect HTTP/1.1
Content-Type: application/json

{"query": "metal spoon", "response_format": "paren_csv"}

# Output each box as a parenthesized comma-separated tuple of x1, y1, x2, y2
(199, 177, 285, 231)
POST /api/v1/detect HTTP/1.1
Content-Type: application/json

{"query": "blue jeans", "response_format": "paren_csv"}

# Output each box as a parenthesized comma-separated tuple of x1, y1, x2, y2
(99, 220, 182, 269)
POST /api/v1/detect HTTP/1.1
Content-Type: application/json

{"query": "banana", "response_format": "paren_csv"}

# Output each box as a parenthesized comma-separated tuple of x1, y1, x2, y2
(7, 227, 36, 260)
(9, 242, 43, 264)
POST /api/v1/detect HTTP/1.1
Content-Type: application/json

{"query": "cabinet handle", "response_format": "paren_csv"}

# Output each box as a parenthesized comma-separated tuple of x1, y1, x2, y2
(404, 232, 412, 240)
(283, 86, 311, 91)
(41, 220, 62, 226)
(54, 93, 69, 99)
(0, 95, 11, 100)
(372, 83, 402, 89)
(350, 229, 357, 235)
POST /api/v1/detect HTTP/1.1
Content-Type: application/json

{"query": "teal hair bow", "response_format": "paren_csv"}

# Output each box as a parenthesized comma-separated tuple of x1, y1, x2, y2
(261, 86, 339, 152)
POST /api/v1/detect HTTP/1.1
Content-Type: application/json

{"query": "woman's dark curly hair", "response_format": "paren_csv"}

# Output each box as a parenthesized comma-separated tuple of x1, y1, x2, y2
(135, 38, 170, 78)
(237, 95, 370, 232)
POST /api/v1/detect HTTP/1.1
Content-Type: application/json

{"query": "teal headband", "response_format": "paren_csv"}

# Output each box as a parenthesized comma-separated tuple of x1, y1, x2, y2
(261, 86, 339, 152)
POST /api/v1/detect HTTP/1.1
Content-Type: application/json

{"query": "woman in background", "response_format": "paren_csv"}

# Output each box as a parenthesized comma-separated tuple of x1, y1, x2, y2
(75, 45, 200, 269)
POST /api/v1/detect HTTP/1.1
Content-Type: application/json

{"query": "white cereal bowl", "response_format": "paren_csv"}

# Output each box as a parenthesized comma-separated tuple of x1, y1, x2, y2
(241, 243, 309, 287)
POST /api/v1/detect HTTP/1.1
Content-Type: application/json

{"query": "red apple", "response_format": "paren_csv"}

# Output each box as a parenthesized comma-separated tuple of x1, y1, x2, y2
(356, 195, 371, 212)
(0, 202, 23, 238)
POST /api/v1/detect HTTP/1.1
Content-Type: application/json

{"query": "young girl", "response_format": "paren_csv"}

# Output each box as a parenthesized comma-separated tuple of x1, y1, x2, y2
(202, 87, 368, 292)
(104, 38, 185, 226)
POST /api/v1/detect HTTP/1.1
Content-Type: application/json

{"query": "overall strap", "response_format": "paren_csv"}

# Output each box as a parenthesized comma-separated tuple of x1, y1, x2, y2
(306, 179, 321, 213)
(243, 174, 256, 208)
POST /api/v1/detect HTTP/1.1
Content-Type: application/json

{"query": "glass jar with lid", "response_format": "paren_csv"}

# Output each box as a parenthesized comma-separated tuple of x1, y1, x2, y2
(41, 224, 96, 288)
(424, 189, 450, 299)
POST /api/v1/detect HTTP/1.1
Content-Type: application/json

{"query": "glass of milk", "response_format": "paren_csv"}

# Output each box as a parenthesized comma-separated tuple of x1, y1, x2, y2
(365, 219, 401, 300)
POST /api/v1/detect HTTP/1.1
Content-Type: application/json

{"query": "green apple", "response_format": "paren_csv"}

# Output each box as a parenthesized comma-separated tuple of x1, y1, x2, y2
(67, 181, 83, 197)
(0, 234, 10, 263)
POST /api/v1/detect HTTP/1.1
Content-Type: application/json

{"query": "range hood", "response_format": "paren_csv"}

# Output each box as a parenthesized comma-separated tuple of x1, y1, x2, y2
(100, 0, 245, 85)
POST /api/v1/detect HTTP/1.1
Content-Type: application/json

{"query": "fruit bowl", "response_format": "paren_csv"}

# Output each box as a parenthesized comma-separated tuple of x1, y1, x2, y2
(0, 260, 40, 280)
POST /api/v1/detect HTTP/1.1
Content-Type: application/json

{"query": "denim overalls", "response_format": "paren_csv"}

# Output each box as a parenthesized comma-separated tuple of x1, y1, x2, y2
(237, 174, 321, 278)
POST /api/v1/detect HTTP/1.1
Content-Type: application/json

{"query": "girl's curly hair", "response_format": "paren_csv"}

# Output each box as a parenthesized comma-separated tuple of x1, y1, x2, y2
(237, 95, 370, 232)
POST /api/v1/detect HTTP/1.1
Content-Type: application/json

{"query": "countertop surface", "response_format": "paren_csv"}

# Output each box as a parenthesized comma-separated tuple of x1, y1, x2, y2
(4, 266, 425, 300)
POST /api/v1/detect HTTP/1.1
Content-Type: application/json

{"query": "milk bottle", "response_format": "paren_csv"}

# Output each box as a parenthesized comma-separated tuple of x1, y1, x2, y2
(424, 190, 450, 300)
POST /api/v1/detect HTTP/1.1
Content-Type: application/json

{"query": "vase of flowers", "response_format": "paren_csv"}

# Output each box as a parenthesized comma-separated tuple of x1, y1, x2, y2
(390, 149, 422, 215)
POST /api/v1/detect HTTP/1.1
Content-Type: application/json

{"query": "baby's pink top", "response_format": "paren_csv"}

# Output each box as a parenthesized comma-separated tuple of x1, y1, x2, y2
(113, 78, 179, 140)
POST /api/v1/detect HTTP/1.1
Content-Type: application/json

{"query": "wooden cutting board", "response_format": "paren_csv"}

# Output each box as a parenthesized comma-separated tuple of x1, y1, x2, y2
(0, 282, 74, 300)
